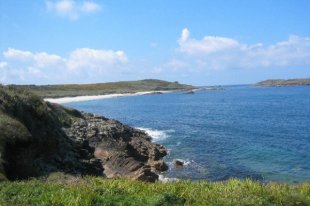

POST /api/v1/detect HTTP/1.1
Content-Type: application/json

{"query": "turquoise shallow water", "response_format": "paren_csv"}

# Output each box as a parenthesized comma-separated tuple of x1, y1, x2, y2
(65, 86, 310, 183)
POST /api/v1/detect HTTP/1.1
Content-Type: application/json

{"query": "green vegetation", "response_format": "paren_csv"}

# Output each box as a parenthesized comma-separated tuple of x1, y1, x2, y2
(0, 176, 309, 205)
(0, 113, 32, 181)
(0, 85, 84, 180)
(0, 86, 43, 181)
(10, 79, 195, 98)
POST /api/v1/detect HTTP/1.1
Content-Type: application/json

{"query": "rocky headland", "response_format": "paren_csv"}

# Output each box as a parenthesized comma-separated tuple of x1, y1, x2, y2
(0, 85, 167, 182)
(255, 78, 310, 87)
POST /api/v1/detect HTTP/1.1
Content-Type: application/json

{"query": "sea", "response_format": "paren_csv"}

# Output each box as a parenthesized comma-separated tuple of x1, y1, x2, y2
(65, 85, 310, 183)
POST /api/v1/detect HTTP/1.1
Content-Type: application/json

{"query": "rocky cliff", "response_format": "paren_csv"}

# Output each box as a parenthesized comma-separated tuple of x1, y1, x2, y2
(0, 86, 167, 182)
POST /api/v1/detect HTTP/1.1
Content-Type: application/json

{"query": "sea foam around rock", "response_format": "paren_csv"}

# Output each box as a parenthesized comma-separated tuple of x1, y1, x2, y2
(136, 127, 174, 142)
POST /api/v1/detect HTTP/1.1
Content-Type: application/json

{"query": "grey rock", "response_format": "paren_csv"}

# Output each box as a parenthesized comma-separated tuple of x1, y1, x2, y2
(174, 160, 184, 168)
(63, 112, 168, 182)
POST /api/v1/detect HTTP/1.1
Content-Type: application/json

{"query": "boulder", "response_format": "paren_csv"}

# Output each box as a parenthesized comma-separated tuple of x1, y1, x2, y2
(174, 159, 184, 168)
(184, 90, 195, 94)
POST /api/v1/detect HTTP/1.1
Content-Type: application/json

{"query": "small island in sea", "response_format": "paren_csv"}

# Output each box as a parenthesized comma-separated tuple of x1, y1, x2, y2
(255, 78, 310, 87)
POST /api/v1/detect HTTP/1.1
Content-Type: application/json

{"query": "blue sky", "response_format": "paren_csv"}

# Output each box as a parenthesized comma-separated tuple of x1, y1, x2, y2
(0, 0, 310, 85)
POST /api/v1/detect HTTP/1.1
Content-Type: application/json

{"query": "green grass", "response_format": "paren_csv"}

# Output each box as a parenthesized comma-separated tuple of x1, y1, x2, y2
(0, 177, 309, 205)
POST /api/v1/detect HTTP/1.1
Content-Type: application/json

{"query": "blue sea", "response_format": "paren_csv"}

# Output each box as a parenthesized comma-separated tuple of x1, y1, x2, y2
(65, 85, 310, 183)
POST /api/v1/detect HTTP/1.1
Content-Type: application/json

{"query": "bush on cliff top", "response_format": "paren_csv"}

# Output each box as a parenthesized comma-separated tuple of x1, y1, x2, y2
(0, 86, 82, 180)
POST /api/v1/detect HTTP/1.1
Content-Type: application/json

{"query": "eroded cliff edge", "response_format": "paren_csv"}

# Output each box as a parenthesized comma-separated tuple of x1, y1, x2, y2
(0, 86, 167, 182)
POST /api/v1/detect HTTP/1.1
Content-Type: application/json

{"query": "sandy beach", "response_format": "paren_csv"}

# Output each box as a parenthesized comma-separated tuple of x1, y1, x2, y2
(44, 91, 171, 104)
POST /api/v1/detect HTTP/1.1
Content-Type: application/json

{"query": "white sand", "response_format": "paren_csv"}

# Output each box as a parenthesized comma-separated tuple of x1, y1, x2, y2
(44, 91, 171, 104)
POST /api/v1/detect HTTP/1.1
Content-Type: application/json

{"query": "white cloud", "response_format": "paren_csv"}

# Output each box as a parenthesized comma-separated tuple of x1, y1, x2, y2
(4, 48, 33, 60)
(178, 28, 240, 55)
(33, 52, 65, 68)
(81, 1, 101, 12)
(0, 48, 127, 84)
(46, 0, 101, 20)
(174, 28, 310, 70)
(0, 61, 8, 69)
(4, 48, 65, 68)
(67, 48, 127, 71)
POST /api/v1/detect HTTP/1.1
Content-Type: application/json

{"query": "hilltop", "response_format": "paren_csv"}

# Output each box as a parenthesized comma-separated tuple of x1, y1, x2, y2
(255, 78, 310, 87)
(10, 79, 195, 98)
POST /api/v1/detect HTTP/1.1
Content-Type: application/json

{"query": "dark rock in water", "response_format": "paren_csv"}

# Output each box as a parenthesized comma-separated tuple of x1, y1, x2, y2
(184, 90, 195, 94)
(0, 86, 168, 182)
(151, 160, 169, 171)
(174, 160, 184, 168)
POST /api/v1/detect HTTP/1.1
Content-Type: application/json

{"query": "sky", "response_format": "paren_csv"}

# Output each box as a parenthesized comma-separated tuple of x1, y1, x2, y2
(0, 0, 310, 86)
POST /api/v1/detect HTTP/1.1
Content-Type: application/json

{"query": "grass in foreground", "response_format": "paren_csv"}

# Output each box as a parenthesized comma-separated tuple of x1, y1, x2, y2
(0, 177, 309, 206)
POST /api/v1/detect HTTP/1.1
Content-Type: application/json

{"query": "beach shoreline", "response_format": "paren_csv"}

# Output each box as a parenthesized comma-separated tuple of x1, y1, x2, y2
(44, 90, 173, 104)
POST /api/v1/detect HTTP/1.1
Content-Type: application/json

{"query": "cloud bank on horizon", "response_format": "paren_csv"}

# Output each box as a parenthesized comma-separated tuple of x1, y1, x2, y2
(172, 28, 310, 70)
(1, 28, 310, 84)
(0, 48, 127, 84)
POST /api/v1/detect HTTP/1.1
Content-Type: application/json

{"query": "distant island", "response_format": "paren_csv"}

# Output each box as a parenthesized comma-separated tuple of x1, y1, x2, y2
(255, 78, 310, 87)
(9, 79, 196, 98)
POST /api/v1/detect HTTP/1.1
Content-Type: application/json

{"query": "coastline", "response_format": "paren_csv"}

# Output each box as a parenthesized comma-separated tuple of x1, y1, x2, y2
(44, 90, 173, 104)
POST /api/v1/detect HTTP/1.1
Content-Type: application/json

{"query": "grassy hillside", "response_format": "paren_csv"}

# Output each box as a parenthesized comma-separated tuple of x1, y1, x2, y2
(0, 177, 309, 206)
(10, 79, 195, 98)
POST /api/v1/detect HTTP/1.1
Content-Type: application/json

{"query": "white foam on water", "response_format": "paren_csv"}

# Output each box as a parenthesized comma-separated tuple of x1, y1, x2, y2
(158, 175, 179, 183)
(137, 128, 179, 181)
(136, 127, 172, 142)
(173, 159, 194, 167)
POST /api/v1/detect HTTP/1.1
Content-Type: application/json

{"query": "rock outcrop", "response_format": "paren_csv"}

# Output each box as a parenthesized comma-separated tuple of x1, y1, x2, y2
(184, 90, 195, 94)
(174, 159, 184, 168)
(0, 86, 168, 182)
(64, 112, 168, 182)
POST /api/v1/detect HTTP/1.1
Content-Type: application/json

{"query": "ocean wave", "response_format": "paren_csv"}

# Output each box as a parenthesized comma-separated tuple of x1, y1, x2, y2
(136, 127, 173, 142)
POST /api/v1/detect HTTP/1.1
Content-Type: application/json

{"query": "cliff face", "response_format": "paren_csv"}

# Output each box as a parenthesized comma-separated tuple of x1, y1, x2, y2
(0, 86, 167, 182)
